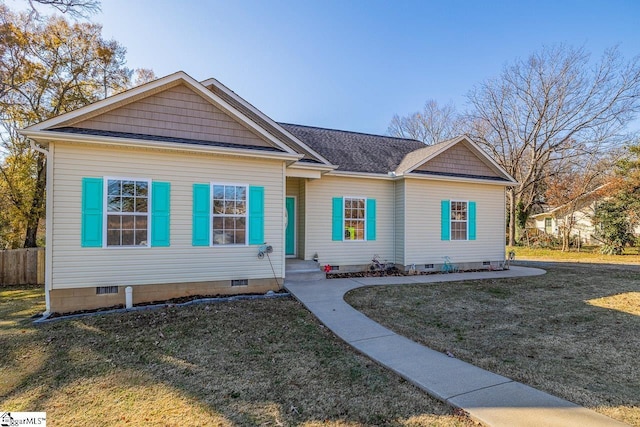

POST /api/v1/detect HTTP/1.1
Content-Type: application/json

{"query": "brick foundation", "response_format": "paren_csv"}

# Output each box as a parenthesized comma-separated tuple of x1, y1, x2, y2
(49, 278, 282, 314)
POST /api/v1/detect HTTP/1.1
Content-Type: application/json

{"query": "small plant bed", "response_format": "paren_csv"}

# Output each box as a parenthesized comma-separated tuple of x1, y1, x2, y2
(45, 289, 290, 319)
(326, 267, 492, 279)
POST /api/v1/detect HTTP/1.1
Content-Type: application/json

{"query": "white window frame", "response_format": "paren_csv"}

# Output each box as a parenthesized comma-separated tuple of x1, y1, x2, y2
(103, 177, 152, 249)
(450, 200, 469, 241)
(343, 196, 367, 242)
(210, 182, 249, 246)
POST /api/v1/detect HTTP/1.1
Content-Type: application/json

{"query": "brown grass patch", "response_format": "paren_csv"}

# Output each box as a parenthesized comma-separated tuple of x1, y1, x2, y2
(345, 263, 640, 426)
(0, 286, 475, 426)
(587, 291, 640, 316)
(508, 246, 640, 264)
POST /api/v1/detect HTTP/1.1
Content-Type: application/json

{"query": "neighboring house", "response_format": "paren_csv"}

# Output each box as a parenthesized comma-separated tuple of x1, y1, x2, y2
(530, 204, 599, 245)
(530, 189, 640, 246)
(21, 71, 517, 314)
(528, 185, 609, 245)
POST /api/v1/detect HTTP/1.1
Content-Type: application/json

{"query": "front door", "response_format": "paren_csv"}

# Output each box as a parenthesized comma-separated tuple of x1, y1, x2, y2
(285, 197, 296, 256)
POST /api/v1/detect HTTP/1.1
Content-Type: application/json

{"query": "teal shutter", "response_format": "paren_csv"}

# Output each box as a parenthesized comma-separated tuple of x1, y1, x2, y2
(192, 184, 210, 246)
(441, 200, 450, 241)
(366, 198, 376, 241)
(468, 201, 477, 240)
(248, 186, 265, 245)
(332, 197, 343, 241)
(81, 177, 103, 247)
(151, 182, 170, 247)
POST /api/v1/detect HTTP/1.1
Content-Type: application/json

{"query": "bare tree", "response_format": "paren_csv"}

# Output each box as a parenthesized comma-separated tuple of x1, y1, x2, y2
(467, 45, 640, 246)
(133, 68, 157, 86)
(388, 99, 464, 145)
(27, 0, 100, 18)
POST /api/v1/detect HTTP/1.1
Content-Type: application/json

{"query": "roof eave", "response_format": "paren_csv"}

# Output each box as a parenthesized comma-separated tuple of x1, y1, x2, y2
(327, 170, 398, 180)
(404, 172, 518, 186)
(20, 129, 303, 162)
(289, 162, 337, 172)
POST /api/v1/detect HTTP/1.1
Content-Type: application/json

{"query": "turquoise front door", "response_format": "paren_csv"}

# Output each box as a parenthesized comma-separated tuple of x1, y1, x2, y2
(285, 197, 295, 256)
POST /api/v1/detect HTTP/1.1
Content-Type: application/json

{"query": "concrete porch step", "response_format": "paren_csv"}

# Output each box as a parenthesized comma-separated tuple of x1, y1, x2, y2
(286, 259, 326, 282)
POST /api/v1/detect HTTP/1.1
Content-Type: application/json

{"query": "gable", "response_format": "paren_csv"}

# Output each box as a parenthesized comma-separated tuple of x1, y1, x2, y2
(414, 140, 501, 178)
(202, 81, 331, 165)
(64, 84, 273, 149)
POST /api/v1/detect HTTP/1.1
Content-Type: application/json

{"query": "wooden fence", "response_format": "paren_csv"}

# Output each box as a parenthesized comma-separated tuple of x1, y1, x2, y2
(0, 248, 45, 285)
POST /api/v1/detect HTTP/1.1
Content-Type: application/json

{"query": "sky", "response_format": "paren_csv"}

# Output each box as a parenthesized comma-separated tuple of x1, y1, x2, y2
(12, 0, 640, 135)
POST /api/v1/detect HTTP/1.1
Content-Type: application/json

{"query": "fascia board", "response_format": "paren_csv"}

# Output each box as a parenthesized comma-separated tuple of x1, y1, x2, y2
(404, 172, 518, 186)
(327, 170, 397, 180)
(20, 130, 303, 162)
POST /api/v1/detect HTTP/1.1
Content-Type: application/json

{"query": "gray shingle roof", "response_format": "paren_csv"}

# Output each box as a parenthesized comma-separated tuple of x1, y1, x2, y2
(278, 123, 425, 173)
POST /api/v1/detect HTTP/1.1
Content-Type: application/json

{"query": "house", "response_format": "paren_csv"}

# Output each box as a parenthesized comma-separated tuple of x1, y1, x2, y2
(21, 71, 517, 314)
(528, 185, 640, 246)
(529, 203, 600, 245)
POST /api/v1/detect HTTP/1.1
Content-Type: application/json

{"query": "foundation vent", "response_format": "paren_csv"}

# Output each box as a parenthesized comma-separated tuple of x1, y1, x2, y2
(96, 286, 119, 295)
(483, 261, 491, 266)
(231, 279, 249, 286)
(425, 264, 434, 269)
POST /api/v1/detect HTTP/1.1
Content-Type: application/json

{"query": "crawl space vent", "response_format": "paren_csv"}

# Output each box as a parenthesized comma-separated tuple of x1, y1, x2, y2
(231, 279, 249, 286)
(96, 286, 119, 295)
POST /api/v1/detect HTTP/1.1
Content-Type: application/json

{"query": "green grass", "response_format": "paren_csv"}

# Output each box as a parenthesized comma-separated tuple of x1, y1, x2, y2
(0, 286, 474, 427)
(346, 263, 640, 426)
(508, 245, 640, 264)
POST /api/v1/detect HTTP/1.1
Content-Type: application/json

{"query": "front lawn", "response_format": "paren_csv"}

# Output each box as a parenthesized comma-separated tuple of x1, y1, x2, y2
(345, 263, 640, 426)
(0, 286, 473, 426)
(508, 246, 640, 264)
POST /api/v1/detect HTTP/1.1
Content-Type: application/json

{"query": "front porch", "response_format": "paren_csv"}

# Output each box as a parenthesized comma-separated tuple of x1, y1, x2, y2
(285, 177, 307, 260)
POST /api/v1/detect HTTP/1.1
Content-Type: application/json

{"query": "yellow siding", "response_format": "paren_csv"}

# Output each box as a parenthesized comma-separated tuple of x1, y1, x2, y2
(404, 179, 506, 265)
(394, 180, 405, 265)
(305, 175, 395, 266)
(73, 84, 272, 148)
(416, 141, 499, 177)
(51, 142, 285, 289)
(299, 178, 306, 258)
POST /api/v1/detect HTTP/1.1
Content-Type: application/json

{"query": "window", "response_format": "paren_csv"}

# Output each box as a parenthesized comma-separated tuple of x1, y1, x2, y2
(106, 179, 150, 247)
(544, 218, 552, 234)
(212, 184, 247, 245)
(332, 197, 376, 242)
(450, 201, 468, 240)
(344, 197, 366, 240)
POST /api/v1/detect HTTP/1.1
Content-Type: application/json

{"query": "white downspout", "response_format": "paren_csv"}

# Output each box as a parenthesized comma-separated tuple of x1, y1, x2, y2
(29, 139, 52, 315)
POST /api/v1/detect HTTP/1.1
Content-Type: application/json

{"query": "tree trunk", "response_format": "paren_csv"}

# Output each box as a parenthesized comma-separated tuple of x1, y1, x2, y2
(23, 154, 46, 248)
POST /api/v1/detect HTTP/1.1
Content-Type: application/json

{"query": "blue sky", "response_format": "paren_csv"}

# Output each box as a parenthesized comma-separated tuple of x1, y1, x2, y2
(25, 0, 640, 135)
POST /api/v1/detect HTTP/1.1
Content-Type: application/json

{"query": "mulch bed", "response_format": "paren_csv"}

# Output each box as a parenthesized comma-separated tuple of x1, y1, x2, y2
(326, 267, 494, 279)
(46, 289, 290, 318)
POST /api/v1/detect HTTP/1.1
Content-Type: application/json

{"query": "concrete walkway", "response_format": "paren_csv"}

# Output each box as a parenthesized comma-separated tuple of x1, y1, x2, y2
(285, 266, 628, 427)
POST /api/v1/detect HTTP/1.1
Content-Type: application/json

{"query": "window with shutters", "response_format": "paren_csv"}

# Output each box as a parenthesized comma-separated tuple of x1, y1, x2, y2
(105, 178, 150, 247)
(344, 197, 366, 241)
(212, 184, 247, 245)
(450, 201, 468, 241)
